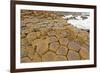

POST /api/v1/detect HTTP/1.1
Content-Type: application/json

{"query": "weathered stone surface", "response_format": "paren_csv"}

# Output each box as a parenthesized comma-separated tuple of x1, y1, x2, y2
(31, 53, 41, 62)
(47, 30, 57, 36)
(59, 38, 69, 46)
(67, 50, 80, 60)
(42, 51, 56, 61)
(56, 46, 68, 55)
(21, 57, 31, 63)
(26, 32, 37, 44)
(36, 39, 49, 55)
(48, 36, 58, 43)
(26, 46, 35, 59)
(79, 47, 89, 59)
(49, 42, 60, 52)
(68, 41, 81, 51)
(77, 30, 89, 45)
(55, 55, 67, 61)
(21, 10, 90, 63)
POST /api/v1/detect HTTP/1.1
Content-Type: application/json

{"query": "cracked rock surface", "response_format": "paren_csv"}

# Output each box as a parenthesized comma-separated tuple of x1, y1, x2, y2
(21, 10, 89, 63)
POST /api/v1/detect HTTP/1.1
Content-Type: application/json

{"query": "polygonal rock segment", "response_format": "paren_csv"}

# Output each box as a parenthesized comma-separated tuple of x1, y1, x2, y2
(26, 32, 37, 44)
(59, 30, 68, 38)
(48, 36, 58, 43)
(21, 38, 28, 46)
(49, 42, 60, 52)
(21, 40, 35, 57)
(56, 46, 68, 55)
(59, 38, 69, 46)
(77, 30, 89, 45)
(55, 55, 67, 61)
(42, 51, 56, 61)
(68, 41, 81, 52)
(31, 53, 41, 62)
(47, 30, 57, 36)
(26, 46, 36, 59)
(21, 57, 31, 63)
(79, 47, 89, 59)
(67, 50, 80, 60)
(36, 39, 49, 55)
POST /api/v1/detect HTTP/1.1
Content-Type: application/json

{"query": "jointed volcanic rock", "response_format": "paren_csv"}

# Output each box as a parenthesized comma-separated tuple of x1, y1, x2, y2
(21, 10, 89, 62)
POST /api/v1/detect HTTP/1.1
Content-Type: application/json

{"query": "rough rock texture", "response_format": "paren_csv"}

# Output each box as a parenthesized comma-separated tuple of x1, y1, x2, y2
(21, 10, 89, 63)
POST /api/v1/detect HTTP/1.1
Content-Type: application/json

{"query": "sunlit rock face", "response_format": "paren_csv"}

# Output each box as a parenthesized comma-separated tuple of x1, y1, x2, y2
(20, 10, 89, 63)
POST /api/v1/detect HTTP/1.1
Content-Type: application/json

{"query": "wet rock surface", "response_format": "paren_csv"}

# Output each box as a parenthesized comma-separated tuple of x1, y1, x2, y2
(21, 10, 89, 63)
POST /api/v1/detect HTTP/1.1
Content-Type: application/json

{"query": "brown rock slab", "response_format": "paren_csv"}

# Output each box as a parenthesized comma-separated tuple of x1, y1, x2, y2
(79, 47, 89, 59)
(42, 51, 56, 61)
(49, 42, 60, 52)
(56, 46, 68, 55)
(26, 46, 35, 59)
(48, 36, 58, 43)
(31, 53, 41, 62)
(47, 30, 57, 36)
(59, 38, 69, 46)
(67, 50, 80, 60)
(55, 55, 67, 61)
(26, 32, 37, 44)
(68, 41, 81, 51)
(21, 38, 28, 46)
(21, 57, 31, 63)
(36, 39, 49, 55)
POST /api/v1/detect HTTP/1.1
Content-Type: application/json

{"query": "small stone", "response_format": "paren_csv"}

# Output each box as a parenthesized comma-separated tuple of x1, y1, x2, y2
(49, 42, 60, 52)
(56, 46, 68, 55)
(21, 57, 31, 63)
(68, 41, 81, 51)
(79, 47, 89, 59)
(55, 55, 67, 61)
(42, 51, 56, 61)
(67, 50, 80, 60)
(59, 38, 69, 46)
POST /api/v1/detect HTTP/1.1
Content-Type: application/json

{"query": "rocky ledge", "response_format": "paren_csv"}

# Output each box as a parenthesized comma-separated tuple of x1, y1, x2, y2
(21, 10, 89, 63)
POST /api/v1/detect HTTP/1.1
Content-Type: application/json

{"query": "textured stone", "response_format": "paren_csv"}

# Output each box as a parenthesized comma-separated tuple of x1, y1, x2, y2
(21, 10, 90, 62)
(36, 39, 49, 55)
(26, 32, 37, 44)
(55, 55, 67, 61)
(21, 45, 34, 58)
(26, 46, 35, 59)
(47, 30, 57, 36)
(48, 36, 58, 43)
(59, 38, 69, 46)
(49, 42, 60, 52)
(42, 51, 56, 61)
(68, 41, 81, 51)
(79, 47, 89, 59)
(67, 50, 80, 60)
(31, 53, 41, 62)
(56, 46, 68, 55)
(21, 57, 31, 63)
